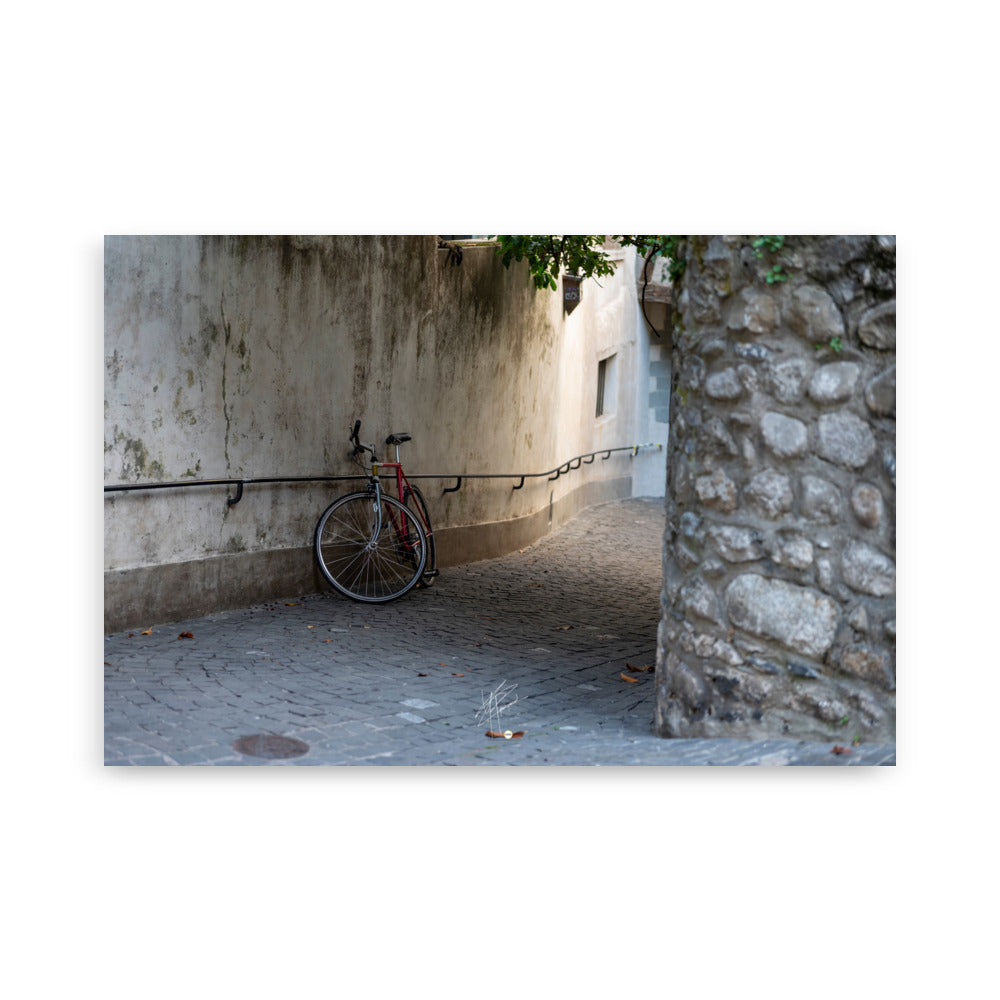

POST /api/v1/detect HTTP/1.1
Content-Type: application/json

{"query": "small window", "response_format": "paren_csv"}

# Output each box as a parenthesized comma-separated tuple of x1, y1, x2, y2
(596, 353, 617, 417)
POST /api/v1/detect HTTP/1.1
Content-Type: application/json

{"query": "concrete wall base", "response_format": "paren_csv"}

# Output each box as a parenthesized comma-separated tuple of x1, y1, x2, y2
(104, 476, 631, 634)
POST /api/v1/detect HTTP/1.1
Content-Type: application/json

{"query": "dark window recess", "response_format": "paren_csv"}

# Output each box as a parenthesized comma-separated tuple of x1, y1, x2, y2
(596, 358, 608, 417)
(596, 353, 617, 418)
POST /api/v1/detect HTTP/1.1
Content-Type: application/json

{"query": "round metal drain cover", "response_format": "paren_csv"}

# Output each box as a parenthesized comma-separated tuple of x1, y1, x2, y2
(232, 734, 309, 759)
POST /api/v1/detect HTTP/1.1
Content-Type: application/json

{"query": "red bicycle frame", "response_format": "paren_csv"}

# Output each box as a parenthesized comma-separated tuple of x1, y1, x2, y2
(371, 457, 428, 562)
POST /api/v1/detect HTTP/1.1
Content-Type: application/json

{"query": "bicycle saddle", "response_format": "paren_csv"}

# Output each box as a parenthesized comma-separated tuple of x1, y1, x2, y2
(385, 433, 411, 446)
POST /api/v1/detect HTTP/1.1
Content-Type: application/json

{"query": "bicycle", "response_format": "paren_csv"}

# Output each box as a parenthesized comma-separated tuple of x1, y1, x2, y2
(313, 420, 438, 603)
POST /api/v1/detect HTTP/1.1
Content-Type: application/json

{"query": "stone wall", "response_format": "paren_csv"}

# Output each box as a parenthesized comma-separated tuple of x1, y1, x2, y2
(654, 236, 896, 742)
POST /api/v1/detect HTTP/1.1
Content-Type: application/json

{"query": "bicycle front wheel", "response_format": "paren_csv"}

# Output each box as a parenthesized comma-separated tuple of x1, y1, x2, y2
(314, 491, 428, 603)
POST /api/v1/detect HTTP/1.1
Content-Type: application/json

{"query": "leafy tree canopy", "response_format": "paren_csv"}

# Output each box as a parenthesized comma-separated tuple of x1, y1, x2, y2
(491, 235, 792, 291)
(492, 235, 686, 289)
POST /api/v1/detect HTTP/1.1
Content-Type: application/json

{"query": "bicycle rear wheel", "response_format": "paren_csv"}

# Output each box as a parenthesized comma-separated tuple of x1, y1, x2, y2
(403, 484, 437, 585)
(314, 491, 427, 603)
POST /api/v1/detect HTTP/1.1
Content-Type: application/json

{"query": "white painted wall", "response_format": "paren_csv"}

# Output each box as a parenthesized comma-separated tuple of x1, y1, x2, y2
(104, 236, 662, 625)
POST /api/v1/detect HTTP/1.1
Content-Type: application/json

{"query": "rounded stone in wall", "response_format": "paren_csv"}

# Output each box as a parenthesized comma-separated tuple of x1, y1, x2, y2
(695, 469, 738, 512)
(705, 367, 744, 400)
(681, 355, 707, 391)
(689, 290, 722, 325)
(857, 300, 896, 350)
(850, 483, 885, 528)
(702, 416, 739, 456)
(801, 475, 843, 523)
(808, 362, 861, 405)
(724, 574, 840, 659)
(734, 342, 771, 362)
(745, 468, 794, 519)
(842, 542, 895, 597)
(761, 411, 809, 458)
(765, 358, 815, 404)
(838, 643, 894, 690)
(865, 365, 896, 417)
(816, 412, 877, 469)
(770, 534, 814, 569)
(726, 288, 778, 336)
(680, 576, 725, 625)
(707, 524, 765, 562)
(847, 604, 869, 632)
(786, 285, 845, 344)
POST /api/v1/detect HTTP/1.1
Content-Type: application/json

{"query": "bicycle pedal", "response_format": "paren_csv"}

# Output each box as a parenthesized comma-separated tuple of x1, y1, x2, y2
(422, 569, 439, 579)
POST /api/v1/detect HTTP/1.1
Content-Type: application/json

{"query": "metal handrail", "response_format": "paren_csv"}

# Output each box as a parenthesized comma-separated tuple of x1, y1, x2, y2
(103, 443, 663, 506)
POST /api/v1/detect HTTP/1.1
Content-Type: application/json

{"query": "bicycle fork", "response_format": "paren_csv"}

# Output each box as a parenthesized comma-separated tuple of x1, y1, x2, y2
(364, 478, 385, 549)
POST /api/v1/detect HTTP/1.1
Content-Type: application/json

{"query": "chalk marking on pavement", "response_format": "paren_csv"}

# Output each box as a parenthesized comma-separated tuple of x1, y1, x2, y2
(401, 698, 439, 710)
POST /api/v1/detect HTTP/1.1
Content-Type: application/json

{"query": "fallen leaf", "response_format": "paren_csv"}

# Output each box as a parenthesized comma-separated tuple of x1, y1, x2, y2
(486, 730, 525, 739)
(127, 633, 134, 638)
(307, 625, 316, 629)
(452, 673, 464, 677)
(141, 628, 152, 635)
(831, 745, 852, 755)
(178, 632, 194, 639)
(555, 625, 572, 630)
(626, 663, 654, 673)
(418, 672, 429, 677)
(620, 672, 639, 683)
(284, 602, 301, 606)
(104, 661, 112, 666)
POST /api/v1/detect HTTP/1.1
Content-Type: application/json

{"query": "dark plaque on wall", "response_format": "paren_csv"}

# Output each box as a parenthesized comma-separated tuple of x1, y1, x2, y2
(563, 274, 582, 314)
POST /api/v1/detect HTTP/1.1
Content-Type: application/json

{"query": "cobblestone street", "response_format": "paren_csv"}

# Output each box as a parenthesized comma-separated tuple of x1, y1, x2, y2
(104, 498, 895, 765)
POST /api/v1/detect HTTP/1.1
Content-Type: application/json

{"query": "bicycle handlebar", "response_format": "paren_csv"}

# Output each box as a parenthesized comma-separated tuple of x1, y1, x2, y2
(350, 419, 376, 460)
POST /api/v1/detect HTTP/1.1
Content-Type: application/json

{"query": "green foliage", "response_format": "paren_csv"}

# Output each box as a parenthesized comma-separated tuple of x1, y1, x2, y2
(493, 234, 688, 290)
(753, 235, 788, 284)
(753, 235, 785, 257)
(492, 234, 789, 294)
(815, 336, 844, 353)
(617, 235, 687, 283)
(493, 235, 619, 291)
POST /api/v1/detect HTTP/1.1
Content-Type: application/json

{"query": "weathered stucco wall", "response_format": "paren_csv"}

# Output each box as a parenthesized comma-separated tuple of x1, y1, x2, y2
(105, 236, 654, 631)
(655, 236, 896, 743)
